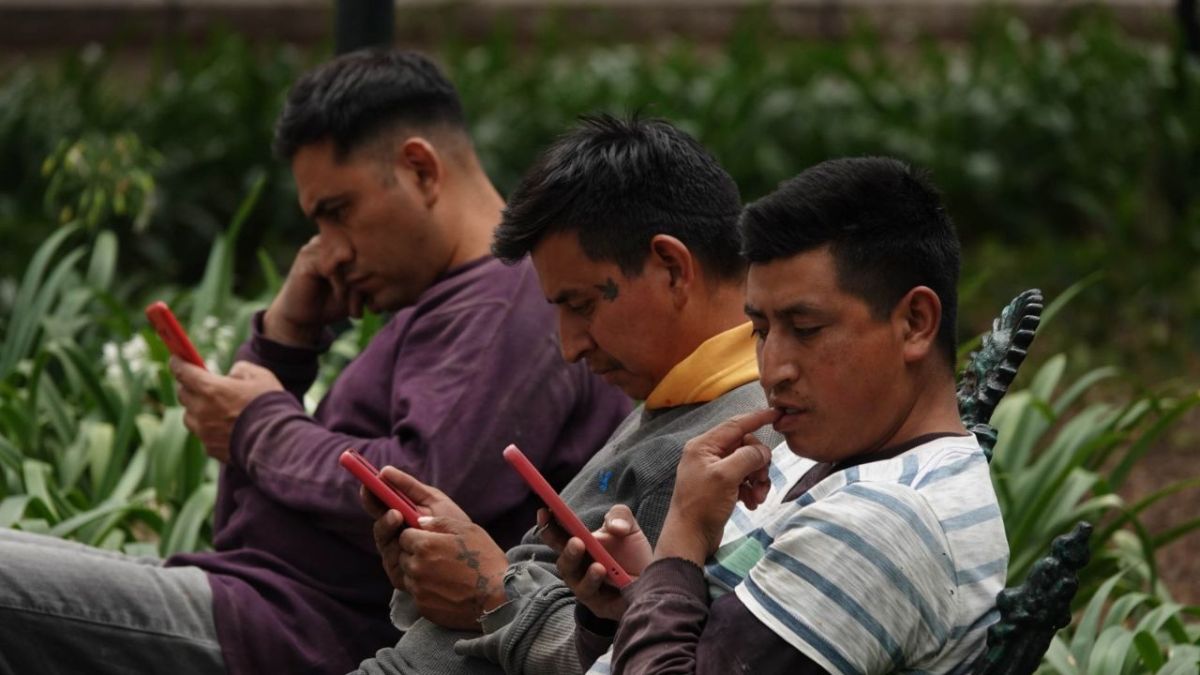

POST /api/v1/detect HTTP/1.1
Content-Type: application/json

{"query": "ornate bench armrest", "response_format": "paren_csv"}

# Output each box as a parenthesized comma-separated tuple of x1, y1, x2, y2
(974, 521, 1093, 675)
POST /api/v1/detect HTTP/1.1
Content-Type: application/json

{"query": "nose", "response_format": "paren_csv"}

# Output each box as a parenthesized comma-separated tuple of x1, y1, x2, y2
(557, 311, 596, 364)
(316, 227, 354, 277)
(757, 332, 799, 396)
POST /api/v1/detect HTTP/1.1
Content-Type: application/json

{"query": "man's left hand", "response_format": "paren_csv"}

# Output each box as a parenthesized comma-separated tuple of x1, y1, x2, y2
(654, 408, 780, 566)
(398, 517, 509, 631)
(172, 358, 284, 462)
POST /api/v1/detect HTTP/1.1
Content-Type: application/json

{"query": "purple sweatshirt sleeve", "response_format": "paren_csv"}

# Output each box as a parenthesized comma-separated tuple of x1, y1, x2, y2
(608, 558, 828, 674)
(225, 296, 591, 549)
(233, 311, 333, 401)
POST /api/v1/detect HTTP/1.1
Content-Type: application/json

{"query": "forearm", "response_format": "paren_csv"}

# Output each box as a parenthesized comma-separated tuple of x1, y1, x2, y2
(227, 393, 428, 544)
(229, 388, 538, 547)
(611, 558, 826, 675)
(610, 558, 710, 674)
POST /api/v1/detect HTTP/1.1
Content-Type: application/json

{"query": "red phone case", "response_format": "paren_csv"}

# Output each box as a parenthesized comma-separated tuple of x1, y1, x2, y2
(339, 449, 423, 529)
(144, 301, 207, 370)
(503, 444, 632, 588)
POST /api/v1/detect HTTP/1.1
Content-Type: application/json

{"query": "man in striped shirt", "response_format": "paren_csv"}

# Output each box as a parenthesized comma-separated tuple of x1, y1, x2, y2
(558, 157, 1008, 674)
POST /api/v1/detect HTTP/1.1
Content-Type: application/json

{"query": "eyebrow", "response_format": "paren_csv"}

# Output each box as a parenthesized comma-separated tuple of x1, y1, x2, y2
(549, 288, 586, 305)
(744, 301, 825, 320)
(306, 195, 348, 221)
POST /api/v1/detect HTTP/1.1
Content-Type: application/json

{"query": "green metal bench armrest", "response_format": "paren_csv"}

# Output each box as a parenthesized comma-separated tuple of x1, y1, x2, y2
(973, 522, 1094, 675)
(957, 289, 1044, 461)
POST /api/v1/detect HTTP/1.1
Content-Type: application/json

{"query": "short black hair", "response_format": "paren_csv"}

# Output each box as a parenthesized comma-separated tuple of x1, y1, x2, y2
(273, 49, 466, 161)
(493, 114, 745, 281)
(741, 157, 961, 366)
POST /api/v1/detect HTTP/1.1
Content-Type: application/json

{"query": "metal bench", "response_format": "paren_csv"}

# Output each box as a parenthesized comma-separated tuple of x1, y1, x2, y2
(955, 289, 1093, 675)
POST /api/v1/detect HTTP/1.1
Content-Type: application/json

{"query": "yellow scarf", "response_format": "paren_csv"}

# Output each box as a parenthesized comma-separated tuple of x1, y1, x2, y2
(644, 322, 759, 410)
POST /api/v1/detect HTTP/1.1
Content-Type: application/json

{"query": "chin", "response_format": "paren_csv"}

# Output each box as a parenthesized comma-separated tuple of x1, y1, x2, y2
(783, 435, 831, 462)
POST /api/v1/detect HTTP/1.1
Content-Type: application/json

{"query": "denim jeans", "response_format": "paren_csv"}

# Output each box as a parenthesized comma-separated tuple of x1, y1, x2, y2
(0, 528, 224, 674)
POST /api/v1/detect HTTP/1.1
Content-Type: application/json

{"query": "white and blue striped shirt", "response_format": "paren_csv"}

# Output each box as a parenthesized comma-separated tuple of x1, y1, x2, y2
(588, 434, 1007, 675)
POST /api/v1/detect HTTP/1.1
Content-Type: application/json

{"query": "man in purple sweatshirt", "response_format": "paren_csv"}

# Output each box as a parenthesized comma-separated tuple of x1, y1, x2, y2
(0, 50, 628, 675)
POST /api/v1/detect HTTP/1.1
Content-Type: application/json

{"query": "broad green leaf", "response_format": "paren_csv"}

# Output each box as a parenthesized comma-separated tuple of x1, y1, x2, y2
(1131, 630, 1163, 671)
(86, 229, 118, 291)
(1101, 593, 1153, 630)
(0, 433, 22, 474)
(83, 420, 116, 495)
(148, 407, 189, 501)
(1135, 603, 1186, 636)
(0, 495, 31, 528)
(1072, 572, 1124, 669)
(1041, 635, 1078, 674)
(51, 340, 120, 424)
(57, 425, 91, 491)
(109, 445, 149, 503)
(39, 376, 75, 450)
(48, 500, 142, 538)
(190, 172, 264, 327)
(97, 528, 126, 551)
(1097, 477, 1200, 546)
(1109, 393, 1200, 490)
(122, 541, 161, 558)
(16, 518, 50, 534)
(161, 482, 216, 556)
(0, 248, 86, 382)
(2, 225, 79, 374)
(1029, 353, 1067, 404)
(256, 247, 282, 294)
(21, 460, 57, 521)
(1052, 366, 1120, 418)
(98, 373, 142, 497)
(1088, 625, 1136, 675)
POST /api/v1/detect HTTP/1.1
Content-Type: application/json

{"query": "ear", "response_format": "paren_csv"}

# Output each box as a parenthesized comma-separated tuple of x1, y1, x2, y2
(648, 235, 696, 308)
(396, 138, 442, 208)
(894, 286, 941, 364)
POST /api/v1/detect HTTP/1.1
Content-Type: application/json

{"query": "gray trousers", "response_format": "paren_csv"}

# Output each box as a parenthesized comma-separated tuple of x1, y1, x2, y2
(0, 528, 224, 675)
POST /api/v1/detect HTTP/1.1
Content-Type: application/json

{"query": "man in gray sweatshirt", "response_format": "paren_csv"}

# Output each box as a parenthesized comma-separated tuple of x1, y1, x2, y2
(352, 115, 780, 674)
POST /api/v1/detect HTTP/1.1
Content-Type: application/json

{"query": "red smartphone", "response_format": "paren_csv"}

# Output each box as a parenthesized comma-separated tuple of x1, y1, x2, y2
(339, 449, 423, 529)
(144, 301, 207, 370)
(503, 444, 632, 588)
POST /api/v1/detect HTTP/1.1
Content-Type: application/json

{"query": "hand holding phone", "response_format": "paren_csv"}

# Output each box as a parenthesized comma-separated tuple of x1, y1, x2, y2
(503, 444, 632, 588)
(340, 449, 423, 529)
(145, 301, 207, 370)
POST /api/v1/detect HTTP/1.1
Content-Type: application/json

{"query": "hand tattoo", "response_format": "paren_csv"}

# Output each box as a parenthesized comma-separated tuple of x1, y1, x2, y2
(455, 535, 500, 615)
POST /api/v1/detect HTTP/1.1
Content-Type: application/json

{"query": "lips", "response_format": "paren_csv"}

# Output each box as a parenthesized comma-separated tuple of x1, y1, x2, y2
(769, 400, 810, 433)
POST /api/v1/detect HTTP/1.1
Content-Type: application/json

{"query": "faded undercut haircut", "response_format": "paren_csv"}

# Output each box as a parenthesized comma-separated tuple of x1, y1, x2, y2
(492, 114, 745, 282)
(273, 49, 467, 161)
(740, 157, 961, 367)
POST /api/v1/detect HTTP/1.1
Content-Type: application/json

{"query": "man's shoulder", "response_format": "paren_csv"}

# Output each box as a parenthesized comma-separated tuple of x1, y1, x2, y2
(410, 257, 535, 314)
(377, 257, 548, 344)
(656, 380, 772, 432)
(624, 381, 776, 454)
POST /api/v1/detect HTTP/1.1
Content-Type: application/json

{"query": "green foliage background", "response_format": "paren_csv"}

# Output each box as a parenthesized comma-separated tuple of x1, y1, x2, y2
(1, 10, 1198, 377)
(1, 7, 1198, 672)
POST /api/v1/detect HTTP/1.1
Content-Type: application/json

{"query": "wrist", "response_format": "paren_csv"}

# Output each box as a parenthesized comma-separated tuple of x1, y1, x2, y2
(262, 307, 323, 348)
(652, 513, 711, 567)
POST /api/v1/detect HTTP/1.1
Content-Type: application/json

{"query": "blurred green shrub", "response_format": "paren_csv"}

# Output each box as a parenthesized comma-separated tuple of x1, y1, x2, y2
(0, 9, 1198, 372)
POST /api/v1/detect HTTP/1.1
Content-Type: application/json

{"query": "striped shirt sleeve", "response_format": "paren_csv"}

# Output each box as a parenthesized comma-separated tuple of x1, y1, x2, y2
(735, 483, 957, 675)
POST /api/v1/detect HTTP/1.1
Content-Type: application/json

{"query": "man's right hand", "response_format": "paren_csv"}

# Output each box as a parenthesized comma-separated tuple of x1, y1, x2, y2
(361, 467, 471, 597)
(540, 504, 652, 621)
(263, 235, 366, 347)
